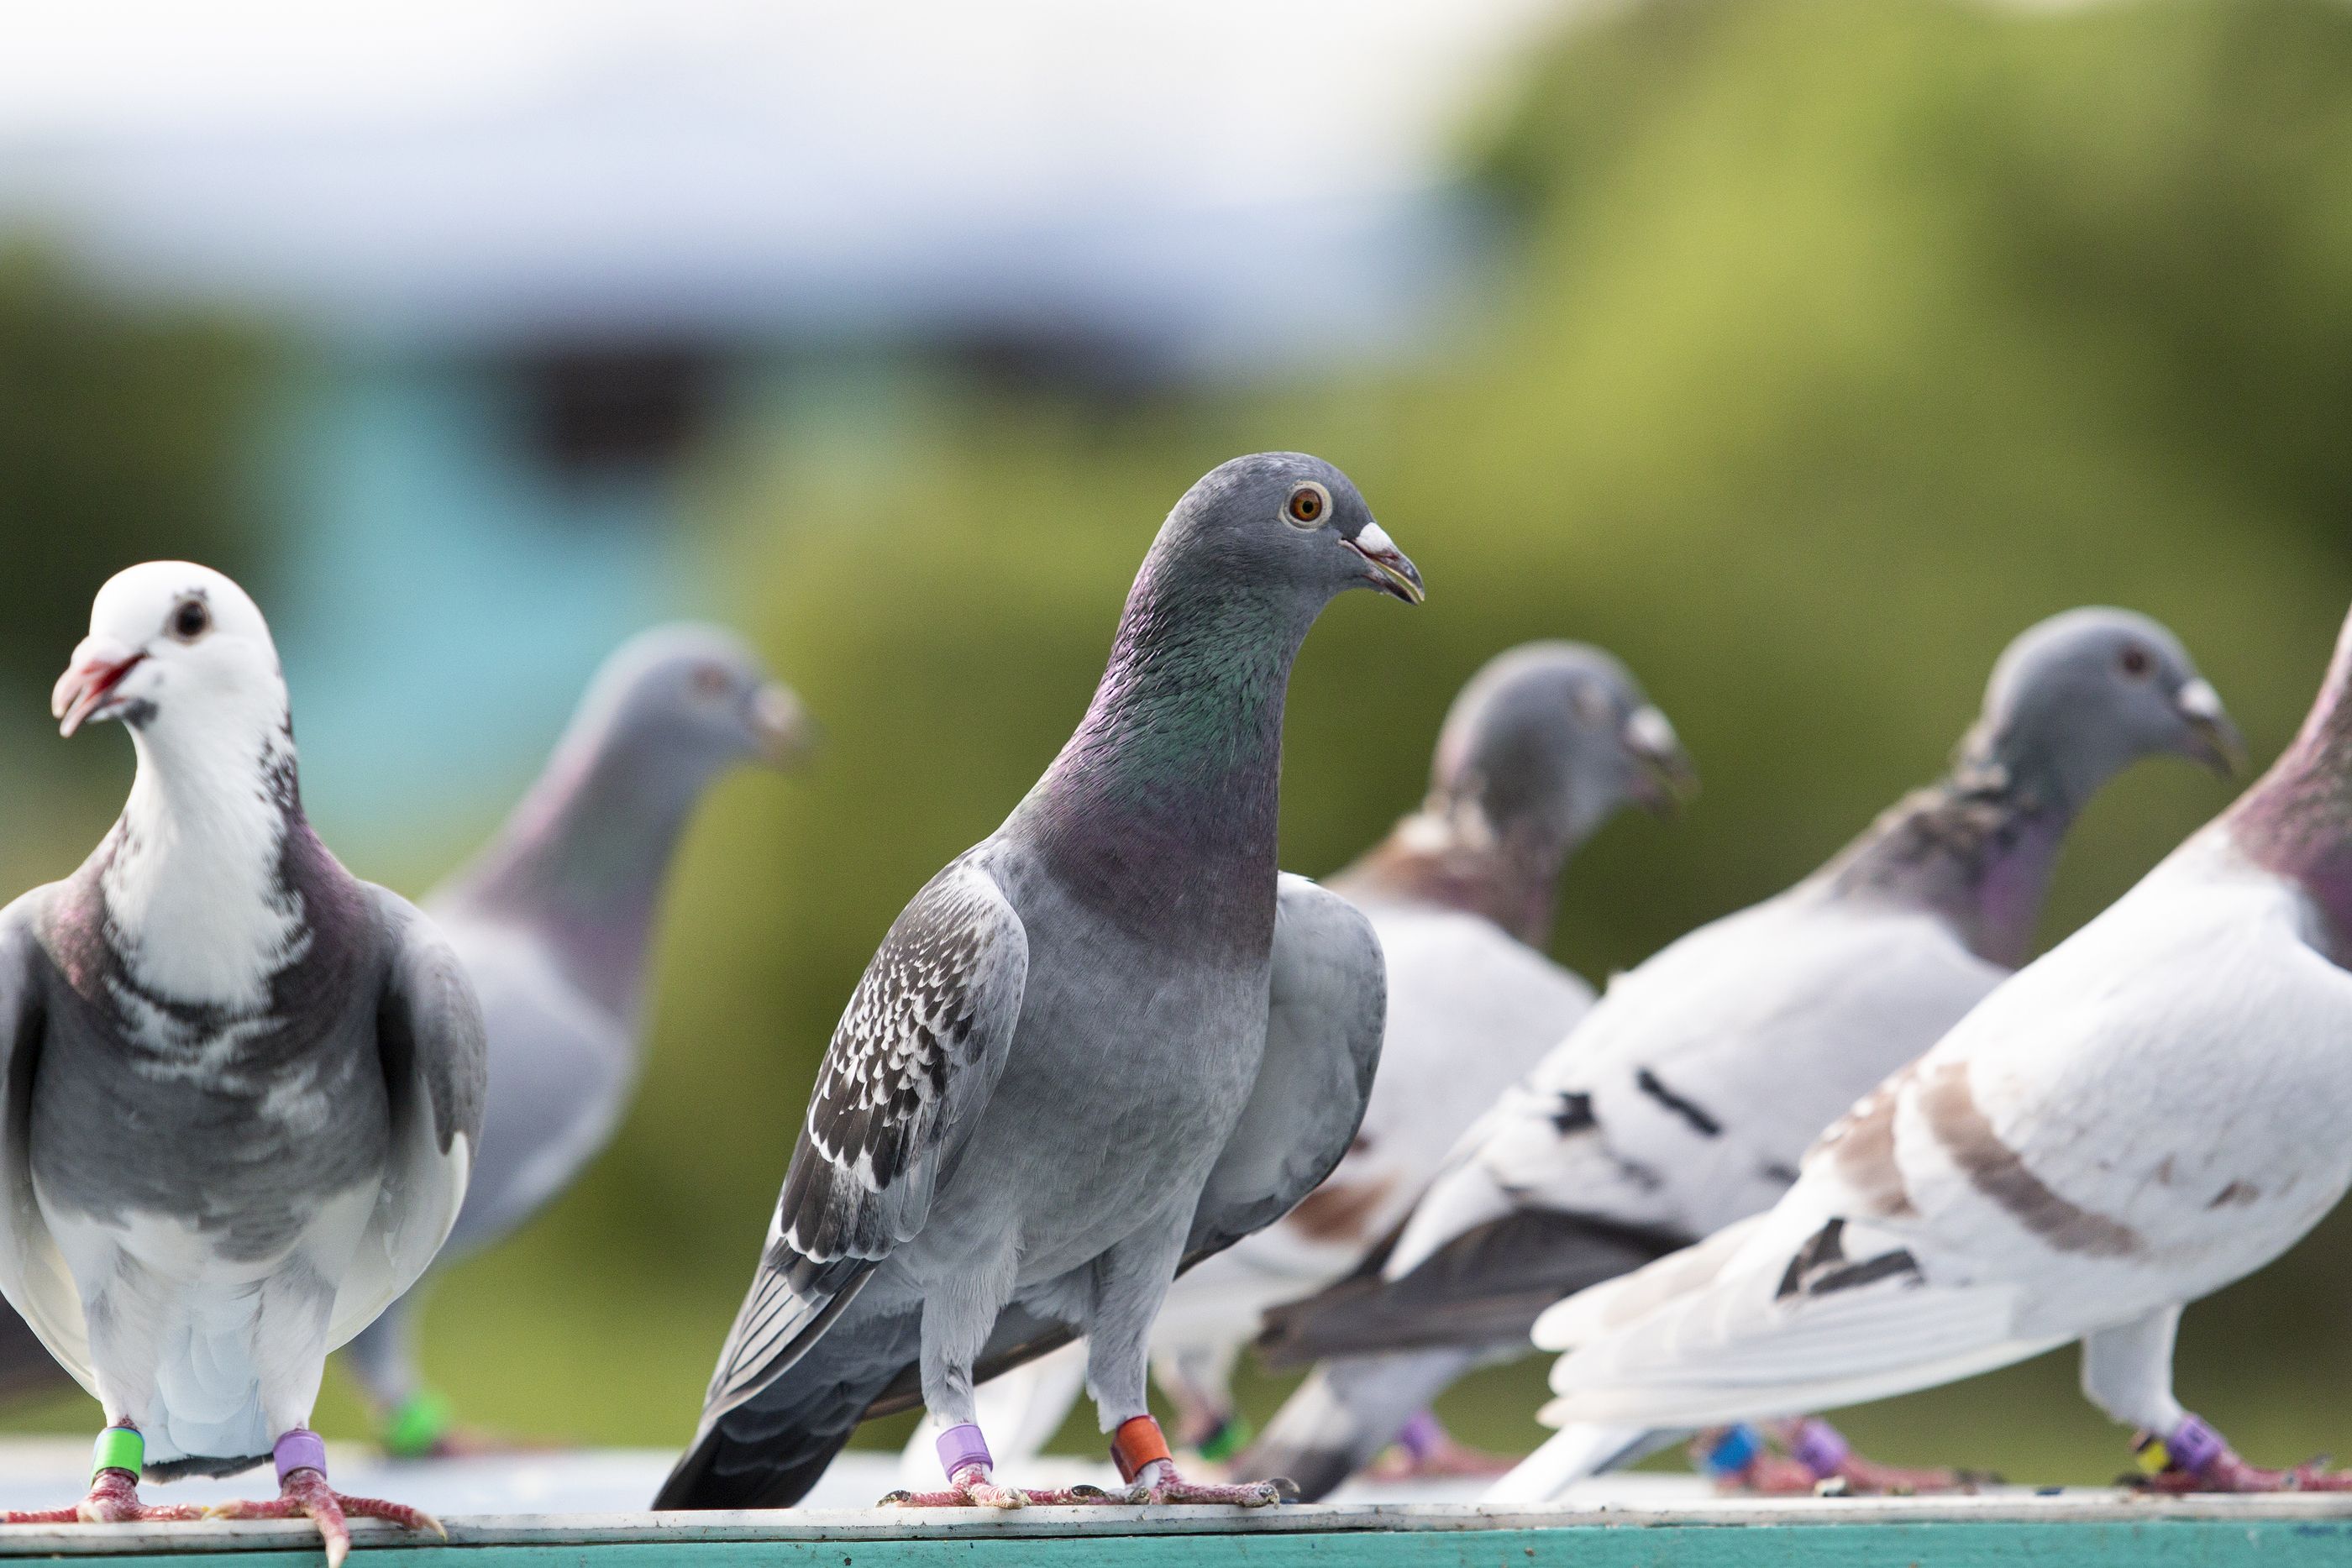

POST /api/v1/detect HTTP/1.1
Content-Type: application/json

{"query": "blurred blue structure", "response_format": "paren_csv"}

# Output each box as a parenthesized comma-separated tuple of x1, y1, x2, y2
(0, 12, 1509, 841)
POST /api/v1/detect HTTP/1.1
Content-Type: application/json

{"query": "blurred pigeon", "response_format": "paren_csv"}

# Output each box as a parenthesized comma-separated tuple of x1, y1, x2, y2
(0, 564, 484, 1564)
(653, 454, 1420, 1511)
(1530, 602, 2352, 1496)
(1247, 608, 2239, 1500)
(341, 626, 811, 1455)
(900, 642, 1693, 1483)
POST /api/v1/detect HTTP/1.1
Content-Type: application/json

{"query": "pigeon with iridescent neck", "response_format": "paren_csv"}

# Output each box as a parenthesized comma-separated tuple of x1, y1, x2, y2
(0, 563, 483, 1565)
(343, 626, 811, 1456)
(1246, 608, 2239, 1502)
(655, 453, 1418, 1512)
(900, 642, 1693, 1487)
(1531, 598, 2352, 1497)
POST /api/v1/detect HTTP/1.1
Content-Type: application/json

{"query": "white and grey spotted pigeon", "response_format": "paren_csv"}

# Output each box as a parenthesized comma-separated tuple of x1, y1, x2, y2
(1245, 609, 2240, 1501)
(1532, 600, 2352, 1497)
(654, 453, 1420, 1512)
(900, 642, 1694, 1483)
(340, 626, 811, 1455)
(0, 564, 485, 1564)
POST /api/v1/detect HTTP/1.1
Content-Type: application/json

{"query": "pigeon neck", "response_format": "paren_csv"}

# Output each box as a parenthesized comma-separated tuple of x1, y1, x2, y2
(1021, 568, 1310, 953)
(104, 711, 308, 1012)
(450, 726, 711, 1017)
(1810, 747, 2079, 970)
(1328, 795, 1580, 948)
(2225, 621, 2352, 955)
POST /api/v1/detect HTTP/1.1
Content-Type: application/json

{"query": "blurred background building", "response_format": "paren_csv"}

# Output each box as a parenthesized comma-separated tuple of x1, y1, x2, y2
(2, 0, 2349, 1482)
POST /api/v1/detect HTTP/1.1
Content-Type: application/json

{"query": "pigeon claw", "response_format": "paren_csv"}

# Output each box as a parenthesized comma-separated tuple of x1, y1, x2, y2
(877, 1477, 1029, 1509)
(207, 1469, 444, 1568)
(3, 1468, 202, 1524)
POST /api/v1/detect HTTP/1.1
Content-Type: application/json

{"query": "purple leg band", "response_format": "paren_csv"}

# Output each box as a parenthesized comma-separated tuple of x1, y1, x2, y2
(1790, 1418, 1851, 1479)
(2168, 1413, 2228, 1476)
(274, 1428, 328, 1484)
(935, 1423, 992, 1484)
(1397, 1410, 1446, 1463)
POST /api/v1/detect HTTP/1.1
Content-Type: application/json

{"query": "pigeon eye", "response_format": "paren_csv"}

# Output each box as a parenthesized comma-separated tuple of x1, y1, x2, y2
(1284, 483, 1330, 529)
(2118, 645, 2151, 678)
(1572, 684, 1613, 725)
(690, 663, 731, 699)
(168, 599, 211, 642)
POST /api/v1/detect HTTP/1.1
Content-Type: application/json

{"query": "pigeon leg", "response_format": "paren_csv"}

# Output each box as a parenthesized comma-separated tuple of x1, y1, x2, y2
(3, 1428, 202, 1523)
(1366, 1411, 1520, 1481)
(204, 1429, 444, 1568)
(1692, 1420, 1986, 1496)
(1109, 1415, 1294, 1506)
(2130, 1415, 2352, 1494)
(876, 1422, 1064, 1509)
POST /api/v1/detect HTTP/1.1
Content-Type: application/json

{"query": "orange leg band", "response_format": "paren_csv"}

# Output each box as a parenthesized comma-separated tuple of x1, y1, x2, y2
(1110, 1416, 1173, 1484)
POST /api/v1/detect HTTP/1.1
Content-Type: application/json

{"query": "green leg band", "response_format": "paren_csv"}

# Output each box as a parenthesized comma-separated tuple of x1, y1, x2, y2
(1195, 1415, 1253, 1465)
(91, 1425, 143, 1480)
(381, 1390, 453, 1459)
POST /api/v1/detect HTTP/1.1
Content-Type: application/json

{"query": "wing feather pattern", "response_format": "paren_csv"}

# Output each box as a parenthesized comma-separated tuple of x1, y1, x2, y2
(694, 859, 1028, 1425)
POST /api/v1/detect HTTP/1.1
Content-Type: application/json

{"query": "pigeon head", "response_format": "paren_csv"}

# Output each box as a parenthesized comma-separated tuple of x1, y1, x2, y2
(1961, 607, 2241, 808)
(1145, 453, 1423, 612)
(1429, 642, 1698, 847)
(53, 561, 287, 750)
(574, 624, 813, 778)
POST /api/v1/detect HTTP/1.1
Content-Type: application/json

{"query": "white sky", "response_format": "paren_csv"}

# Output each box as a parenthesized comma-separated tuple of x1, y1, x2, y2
(0, 0, 1570, 202)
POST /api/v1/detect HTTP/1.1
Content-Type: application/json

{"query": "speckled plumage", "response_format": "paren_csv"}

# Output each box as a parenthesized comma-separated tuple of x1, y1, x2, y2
(656, 454, 1415, 1510)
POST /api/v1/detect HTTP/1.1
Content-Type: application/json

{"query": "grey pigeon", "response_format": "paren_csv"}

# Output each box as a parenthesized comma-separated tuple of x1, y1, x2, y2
(1245, 608, 2239, 1500)
(1532, 599, 2352, 1496)
(901, 642, 1693, 1482)
(654, 453, 1420, 1511)
(341, 626, 811, 1455)
(0, 563, 484, 1564)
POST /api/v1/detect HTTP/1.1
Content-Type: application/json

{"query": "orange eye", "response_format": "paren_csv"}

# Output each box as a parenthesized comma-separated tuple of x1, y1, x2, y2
(1284, 483, 1329, 527)
(2119, 645, 2151, 678)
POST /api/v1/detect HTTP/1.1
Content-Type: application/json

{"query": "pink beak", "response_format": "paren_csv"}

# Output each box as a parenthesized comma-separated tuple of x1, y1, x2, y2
(52, 637, 145, 737)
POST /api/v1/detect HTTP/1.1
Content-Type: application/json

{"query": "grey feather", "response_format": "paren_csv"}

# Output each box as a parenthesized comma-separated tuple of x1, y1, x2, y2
(656, 453, 1414, 1510)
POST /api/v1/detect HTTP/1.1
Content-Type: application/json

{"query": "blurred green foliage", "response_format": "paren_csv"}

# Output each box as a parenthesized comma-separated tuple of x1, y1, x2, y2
(20, 0, 2352, 1488)
(0, 243, 272, 685)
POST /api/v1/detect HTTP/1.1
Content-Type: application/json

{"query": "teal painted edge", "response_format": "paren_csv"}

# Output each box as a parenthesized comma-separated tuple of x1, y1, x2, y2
(27, 1520, 2352, 1567)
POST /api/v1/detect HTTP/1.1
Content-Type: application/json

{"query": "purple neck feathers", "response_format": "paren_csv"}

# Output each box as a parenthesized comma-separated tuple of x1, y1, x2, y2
(2225, 618, 2352, 955)
(445, 731, 708, 1017)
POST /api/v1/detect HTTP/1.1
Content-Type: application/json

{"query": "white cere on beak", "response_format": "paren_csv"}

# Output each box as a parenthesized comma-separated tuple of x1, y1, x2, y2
(1625, 705, 1681, 757)
(2176, 678, 2224, 722)
(1356, 520, 1399, 555)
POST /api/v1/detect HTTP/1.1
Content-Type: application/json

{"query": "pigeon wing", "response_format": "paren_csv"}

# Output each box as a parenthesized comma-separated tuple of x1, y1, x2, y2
(697, 858, 1029, 1424)
(0, 889, 95, 1394)
(328, 886, 489, 1347)
(1184, 875, 1386, 1266)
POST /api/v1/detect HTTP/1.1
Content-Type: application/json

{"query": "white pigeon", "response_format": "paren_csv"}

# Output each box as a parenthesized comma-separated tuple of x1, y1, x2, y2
(1247, 609, 2240, 1500)
(0, 564, 485, 1564)
(900, 642, 1694, 1484)
(1533, 600, 2352, 1497)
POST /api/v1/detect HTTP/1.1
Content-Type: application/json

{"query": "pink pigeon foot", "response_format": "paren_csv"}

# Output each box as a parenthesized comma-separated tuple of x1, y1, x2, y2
(206, 1434, 444, 1568)
(2130, 1414, 2352, 1494)
(1696, 1420, 1988, 1497)
(3, 1466, 202, 1524)
(1367, 1411, 1518, 1481)
(1109, 1416, 1290, 1506)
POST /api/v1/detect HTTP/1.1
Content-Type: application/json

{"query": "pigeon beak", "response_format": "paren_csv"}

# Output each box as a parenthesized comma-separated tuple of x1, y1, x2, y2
(51, 637, 146, 738)
(748, 682, 817, 769)
(2174, 678, 2245, 778)
(1622, 705, 1698, 816)
(1344, 522, 1425, 605)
